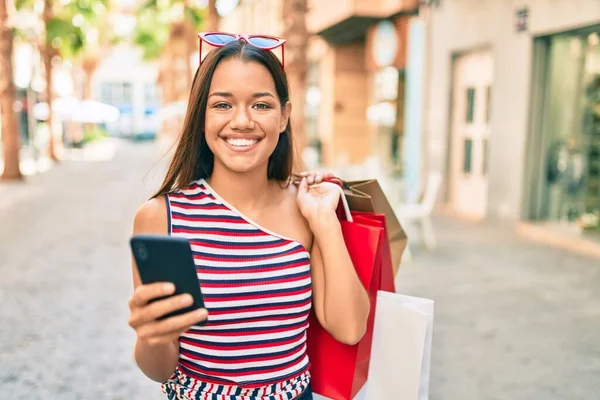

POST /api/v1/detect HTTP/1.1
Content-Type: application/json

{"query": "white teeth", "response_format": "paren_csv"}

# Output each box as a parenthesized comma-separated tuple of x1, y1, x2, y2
(225, 138, 258, 147)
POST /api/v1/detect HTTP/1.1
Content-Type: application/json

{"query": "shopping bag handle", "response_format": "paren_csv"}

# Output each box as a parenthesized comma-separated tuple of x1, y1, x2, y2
(312, 179, 353, 223)
(290, 175, 353, 223)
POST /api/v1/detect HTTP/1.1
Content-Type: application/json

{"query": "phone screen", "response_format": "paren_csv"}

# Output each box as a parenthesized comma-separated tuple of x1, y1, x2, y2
(131, 234, 206, 322)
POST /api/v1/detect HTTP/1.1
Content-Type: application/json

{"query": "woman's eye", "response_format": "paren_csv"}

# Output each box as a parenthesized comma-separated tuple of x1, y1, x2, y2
(214, 103, 231, 109)
(253, 103, 271, 110)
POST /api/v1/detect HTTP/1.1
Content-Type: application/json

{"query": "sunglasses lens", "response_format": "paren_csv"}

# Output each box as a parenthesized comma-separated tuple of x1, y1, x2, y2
(203, 33, 236, 45)
(248, 36, 281, 48)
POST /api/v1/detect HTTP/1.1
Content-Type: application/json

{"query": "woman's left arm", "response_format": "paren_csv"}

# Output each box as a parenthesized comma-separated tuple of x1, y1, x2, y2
(297, 177, 370, 345)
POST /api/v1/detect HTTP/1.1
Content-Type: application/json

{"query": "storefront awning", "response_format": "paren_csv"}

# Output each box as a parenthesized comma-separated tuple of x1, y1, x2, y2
(316, 16, 381, 45)
(313, 7, 417, 45)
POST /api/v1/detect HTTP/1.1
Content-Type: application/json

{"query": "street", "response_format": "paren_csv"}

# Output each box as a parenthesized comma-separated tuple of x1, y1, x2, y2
(0, 140, 166, 400)
(398, 218, 600, 400)
(1, 139, 599, 399)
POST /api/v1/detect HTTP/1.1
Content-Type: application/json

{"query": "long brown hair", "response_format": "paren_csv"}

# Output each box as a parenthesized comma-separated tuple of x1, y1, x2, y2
(153, 40, 294, 198)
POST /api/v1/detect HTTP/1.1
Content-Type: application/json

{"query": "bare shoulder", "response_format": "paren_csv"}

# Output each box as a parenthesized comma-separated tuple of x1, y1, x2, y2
(133, 195, 169, 235)
(281, 182, 313, 250)
(281, 182, 302, 218)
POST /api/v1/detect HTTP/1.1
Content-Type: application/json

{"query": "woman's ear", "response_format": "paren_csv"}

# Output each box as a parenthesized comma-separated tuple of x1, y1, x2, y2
(280, 101, 292, 133)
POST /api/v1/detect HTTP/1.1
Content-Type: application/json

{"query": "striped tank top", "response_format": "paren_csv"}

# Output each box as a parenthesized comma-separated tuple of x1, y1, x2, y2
(161, 179, 312, 400)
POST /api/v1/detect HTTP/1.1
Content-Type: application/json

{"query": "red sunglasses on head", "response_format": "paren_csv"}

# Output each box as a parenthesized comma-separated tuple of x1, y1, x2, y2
(198, 32, 286, 68)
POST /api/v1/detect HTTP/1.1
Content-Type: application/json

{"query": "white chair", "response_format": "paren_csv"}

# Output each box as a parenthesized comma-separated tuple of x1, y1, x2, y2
(394, 172, 442, 251)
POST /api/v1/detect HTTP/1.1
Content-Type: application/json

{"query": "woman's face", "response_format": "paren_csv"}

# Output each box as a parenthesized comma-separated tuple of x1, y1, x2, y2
(204, 58, 291, 176)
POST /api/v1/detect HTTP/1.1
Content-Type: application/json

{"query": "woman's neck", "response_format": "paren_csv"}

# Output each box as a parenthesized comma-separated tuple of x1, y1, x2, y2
(207, 163, 281, 212)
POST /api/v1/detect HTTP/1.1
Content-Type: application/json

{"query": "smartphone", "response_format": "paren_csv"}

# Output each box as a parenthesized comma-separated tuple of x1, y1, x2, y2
(130, 234, 206, 322)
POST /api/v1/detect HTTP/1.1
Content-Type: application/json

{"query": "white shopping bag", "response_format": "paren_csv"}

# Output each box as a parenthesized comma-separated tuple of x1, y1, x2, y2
(364, 291, 434, 400)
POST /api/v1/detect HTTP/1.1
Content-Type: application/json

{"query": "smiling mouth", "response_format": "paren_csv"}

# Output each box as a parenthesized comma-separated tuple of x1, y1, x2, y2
(223, 137, 261, 149)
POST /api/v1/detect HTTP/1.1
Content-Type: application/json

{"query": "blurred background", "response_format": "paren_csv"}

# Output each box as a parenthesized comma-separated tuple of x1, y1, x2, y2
(1, 0, 600, 399)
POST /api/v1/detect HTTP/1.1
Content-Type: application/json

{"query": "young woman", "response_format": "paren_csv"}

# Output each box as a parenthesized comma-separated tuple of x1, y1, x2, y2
(127, 34, 370, 400)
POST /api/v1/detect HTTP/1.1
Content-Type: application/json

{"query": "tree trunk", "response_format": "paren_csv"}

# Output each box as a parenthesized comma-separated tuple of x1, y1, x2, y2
(42, 48, 58, 159)
(0, 0, 22, 180)
(282, 0, 308, 171)
(79, 55, 98, 145)
(182, 0, 193, 91)
(184, 22, 193, 92)
(207, 0, 219, 32)
(43, 0, 59, 161)
(83, 69, 93, 100)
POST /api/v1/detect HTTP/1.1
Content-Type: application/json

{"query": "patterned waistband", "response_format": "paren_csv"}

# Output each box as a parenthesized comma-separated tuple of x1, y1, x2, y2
(161, 368, 311, 400)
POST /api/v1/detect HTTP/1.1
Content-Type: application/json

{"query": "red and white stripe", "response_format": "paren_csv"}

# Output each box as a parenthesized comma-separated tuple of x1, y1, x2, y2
(161, 179, 312, 400)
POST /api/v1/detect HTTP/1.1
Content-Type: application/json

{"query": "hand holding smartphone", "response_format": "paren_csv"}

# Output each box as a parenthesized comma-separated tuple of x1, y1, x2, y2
(128, 234, 207, 346)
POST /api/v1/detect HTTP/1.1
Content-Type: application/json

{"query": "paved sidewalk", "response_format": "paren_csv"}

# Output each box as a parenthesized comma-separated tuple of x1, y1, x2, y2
(397, 217, 600, 400)
(0, 139, 167, 400)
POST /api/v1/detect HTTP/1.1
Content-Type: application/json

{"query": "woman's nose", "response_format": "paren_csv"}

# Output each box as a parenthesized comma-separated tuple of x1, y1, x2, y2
(229, 107, 254, 131)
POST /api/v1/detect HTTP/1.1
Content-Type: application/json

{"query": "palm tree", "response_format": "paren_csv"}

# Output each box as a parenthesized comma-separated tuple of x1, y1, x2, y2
(282, 0, 308, 170)
(72, 19, 118, 144)
(0, 0, 22, 180)
(135, 0, 205, 98)
(1, 0, 106, 178)
(134, 0, 214, 140)
(42, 0, 100, 159)
(207, 0, 218, 32)
(77, 17, 114, 101)
(41, 0, 58, 160)
(39, 0, 108, 160)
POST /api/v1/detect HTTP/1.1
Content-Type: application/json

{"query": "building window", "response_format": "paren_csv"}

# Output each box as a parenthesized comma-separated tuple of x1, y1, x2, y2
(122, 82, 132, 104)
(463, 138, 473, 174)
(101, 83, 111, 104)
(531, 26, 600, 233)
(466, 87, 476, 123)
(100, 82, 133, 106)
(144, 83, 159, 104)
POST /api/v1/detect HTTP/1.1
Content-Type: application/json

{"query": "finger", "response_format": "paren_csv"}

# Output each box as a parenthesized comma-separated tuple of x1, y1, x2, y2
(129, 282, 175, 308)
(130, 293, 193, 327)
(314, 174, 324, 183)
(297, 177, 308, 196)
(307, 174, 315, 184)
(138, 308, 209, 340)
(144, 332, 186, 347)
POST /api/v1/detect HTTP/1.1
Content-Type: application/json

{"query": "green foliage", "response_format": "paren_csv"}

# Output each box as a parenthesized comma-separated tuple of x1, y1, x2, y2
(133, 0, 205, 61)
(14, 0, 110, 60)
(134, 9, 170, 60)
(46, 17, 85, 58)
(185, 5, 204, 29)
(82, 125, 108, 143)
(138, 0, 157, 12)
(108, 33, 123, 47)
(15, 0, 33, 11)
(53, 0, 109, 59)
(13, 26, 28, 42)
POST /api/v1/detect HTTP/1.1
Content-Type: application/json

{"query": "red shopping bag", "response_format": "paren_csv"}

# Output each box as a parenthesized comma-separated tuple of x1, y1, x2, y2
(306, 209, 396, 399)
(352, 212, 395, 293)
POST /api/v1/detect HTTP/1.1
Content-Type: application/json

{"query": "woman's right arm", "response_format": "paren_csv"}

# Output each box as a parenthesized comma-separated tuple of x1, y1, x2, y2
(128, 197, 208, 383)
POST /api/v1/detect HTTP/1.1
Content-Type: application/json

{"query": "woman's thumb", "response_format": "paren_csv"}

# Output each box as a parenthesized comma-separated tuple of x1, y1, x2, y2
(298, 177, 308, 196)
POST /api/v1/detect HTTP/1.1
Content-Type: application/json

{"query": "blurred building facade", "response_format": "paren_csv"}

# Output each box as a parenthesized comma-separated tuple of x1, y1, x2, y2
(91, 0, 161, 139)
(220, 0, 421, 176)
(92, 46, 161, 138)
(425, 0, 600, 237)
(307, 0, 420, 172)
